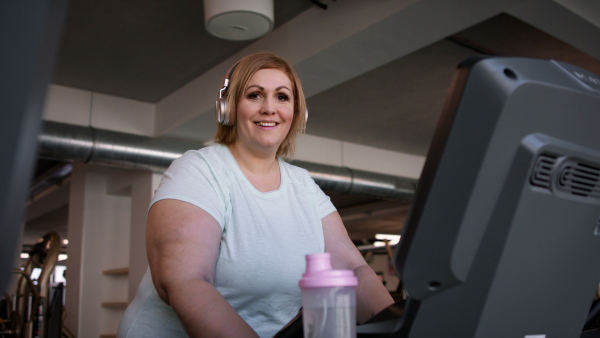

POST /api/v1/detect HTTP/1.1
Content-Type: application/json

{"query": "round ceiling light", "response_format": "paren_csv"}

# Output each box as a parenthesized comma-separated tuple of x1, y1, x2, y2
(204, 0, 274, 41)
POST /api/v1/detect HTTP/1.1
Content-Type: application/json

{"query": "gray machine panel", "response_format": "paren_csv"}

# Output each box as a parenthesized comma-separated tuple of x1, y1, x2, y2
(360, 57, 600, 337)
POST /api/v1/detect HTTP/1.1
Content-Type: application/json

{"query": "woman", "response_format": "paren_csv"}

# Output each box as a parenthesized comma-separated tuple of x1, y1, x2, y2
(118, 52, 394, 337)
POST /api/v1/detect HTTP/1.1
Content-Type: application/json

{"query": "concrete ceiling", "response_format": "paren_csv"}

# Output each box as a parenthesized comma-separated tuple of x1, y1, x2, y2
(26, 0, 600, 245)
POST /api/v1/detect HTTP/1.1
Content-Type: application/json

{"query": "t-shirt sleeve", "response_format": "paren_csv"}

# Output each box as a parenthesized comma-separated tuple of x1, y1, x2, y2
(151, 150, 229, 229)
(311, 179, 337, 219)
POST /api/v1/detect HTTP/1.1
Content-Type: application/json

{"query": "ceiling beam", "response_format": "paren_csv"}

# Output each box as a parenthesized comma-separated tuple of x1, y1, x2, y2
(154, 0, 513, 137)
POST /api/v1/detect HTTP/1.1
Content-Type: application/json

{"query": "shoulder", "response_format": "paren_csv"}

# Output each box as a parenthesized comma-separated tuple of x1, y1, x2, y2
(171, 144, 228, 168)
(281, 159, 321, 193)
(178, 143, 227, 160)
(163, 144, 234, 186)
(153, 144, 233, 220)
(281, 159, 311, 181)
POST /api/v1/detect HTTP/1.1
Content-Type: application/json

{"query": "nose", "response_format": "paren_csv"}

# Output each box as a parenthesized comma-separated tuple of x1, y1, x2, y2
(260, 97, 276, 115)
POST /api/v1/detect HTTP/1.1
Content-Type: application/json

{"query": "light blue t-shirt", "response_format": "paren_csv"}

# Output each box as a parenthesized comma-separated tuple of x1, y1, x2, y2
(118, 144, 336, 337)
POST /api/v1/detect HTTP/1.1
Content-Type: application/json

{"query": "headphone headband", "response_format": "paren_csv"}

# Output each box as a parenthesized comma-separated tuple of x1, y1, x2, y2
(222, 62, 239, 91)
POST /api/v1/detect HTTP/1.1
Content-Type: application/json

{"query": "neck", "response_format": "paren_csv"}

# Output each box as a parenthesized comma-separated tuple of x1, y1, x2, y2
(228, 142, 278, 175)
(228, 142, 281, 192)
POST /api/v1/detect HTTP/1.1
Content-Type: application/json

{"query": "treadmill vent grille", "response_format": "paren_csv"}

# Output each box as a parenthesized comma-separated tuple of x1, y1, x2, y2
(557, 161, 600, 198)
(531, 153, 600, 199)
(531, 154, 557, 189)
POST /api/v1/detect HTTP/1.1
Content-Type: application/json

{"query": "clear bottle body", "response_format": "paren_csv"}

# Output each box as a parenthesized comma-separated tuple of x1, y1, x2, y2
(301, 286, 356, 338)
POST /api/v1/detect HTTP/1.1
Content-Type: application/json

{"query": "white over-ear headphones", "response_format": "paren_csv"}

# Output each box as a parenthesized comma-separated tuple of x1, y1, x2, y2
(215, 62, 309, 127)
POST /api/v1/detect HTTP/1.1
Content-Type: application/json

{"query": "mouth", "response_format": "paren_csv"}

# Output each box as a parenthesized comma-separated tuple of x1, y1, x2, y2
(255, 121, 278, 127)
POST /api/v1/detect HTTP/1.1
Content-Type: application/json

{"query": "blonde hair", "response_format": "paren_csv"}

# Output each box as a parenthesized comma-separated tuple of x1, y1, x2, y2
(213, 52, 307, 159)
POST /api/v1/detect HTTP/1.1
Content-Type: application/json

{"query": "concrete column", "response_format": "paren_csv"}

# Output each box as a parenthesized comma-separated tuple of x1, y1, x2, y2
(64, 164, 160, 337)
(106, 169, 162, 301)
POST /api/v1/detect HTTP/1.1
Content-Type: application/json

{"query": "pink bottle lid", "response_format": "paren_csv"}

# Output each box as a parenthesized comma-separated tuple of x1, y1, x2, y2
(299, 252, 358, 288)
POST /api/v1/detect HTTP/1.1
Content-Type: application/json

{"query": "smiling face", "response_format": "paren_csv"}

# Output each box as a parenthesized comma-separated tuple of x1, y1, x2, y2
(234, 68, 295, 156)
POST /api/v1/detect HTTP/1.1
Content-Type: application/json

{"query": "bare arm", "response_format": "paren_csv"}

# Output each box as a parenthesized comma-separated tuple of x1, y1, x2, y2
(146, 199, 258, 337)
(322, 211, 395, 324)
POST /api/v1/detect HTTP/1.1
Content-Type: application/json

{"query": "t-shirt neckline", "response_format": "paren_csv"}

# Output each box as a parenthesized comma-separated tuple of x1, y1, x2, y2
(221, 144, 285, 196)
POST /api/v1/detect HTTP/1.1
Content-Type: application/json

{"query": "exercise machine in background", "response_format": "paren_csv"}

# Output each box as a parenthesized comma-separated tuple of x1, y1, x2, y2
(1, 232, 73, 338)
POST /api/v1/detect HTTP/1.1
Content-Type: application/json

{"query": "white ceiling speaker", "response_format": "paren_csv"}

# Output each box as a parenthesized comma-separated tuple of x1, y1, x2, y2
(204, 0, 274, 41)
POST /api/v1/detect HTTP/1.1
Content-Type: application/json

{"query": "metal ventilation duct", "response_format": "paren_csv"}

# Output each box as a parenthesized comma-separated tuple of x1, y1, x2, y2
(37, 121, 417, 201)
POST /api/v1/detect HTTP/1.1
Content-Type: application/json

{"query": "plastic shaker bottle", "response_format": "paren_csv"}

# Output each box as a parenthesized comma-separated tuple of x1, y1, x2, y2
(299, 252, 358, 338)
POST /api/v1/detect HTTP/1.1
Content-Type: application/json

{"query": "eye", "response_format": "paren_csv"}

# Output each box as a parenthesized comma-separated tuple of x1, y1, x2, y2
(247, 92, 261, 100)
(277, 93, 290, 101)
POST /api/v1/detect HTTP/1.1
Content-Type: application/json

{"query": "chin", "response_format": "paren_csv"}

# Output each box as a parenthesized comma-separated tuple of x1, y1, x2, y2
(256, 139, 284, 151)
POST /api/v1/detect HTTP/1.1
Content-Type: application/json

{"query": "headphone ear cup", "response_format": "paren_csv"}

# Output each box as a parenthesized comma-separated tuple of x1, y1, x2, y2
(215, 98, 230, 125)
(301, 109, 308, 132)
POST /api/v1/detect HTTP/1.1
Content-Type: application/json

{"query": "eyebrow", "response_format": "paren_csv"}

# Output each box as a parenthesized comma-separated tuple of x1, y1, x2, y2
(245, 85, 293, 93)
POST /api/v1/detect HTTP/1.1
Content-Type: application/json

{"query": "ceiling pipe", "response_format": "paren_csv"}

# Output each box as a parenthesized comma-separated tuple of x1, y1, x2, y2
(37, 121, 417, 201)
(290, 160, 416, 201)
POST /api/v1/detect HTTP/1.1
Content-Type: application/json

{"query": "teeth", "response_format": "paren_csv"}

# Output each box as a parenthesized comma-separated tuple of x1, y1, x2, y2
(257, 122, 276, 127)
